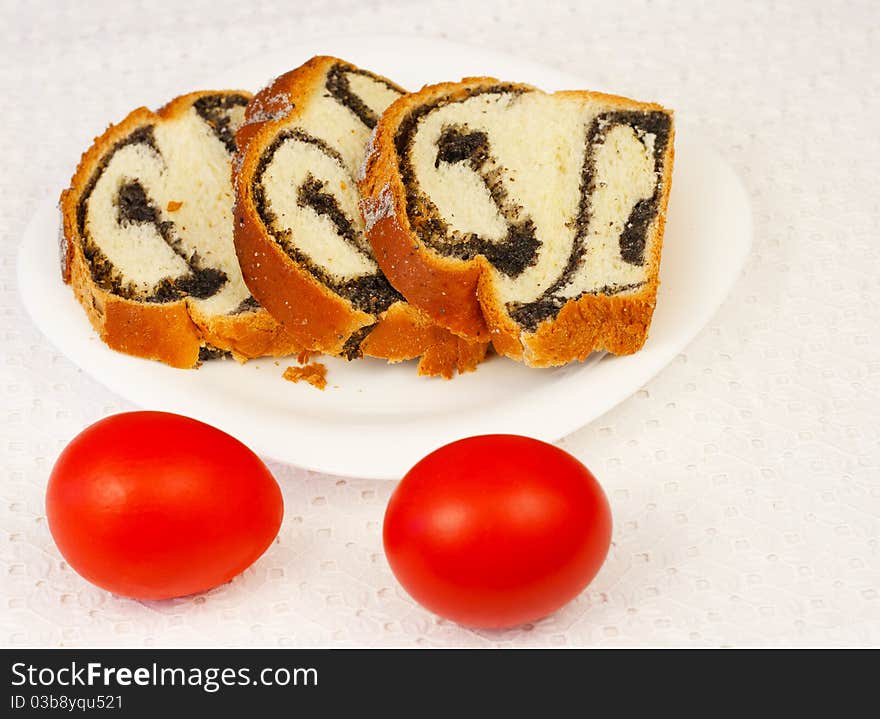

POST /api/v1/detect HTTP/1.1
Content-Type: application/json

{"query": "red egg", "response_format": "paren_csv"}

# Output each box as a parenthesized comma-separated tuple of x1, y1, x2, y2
(46, 411, 283, 600)
(383, 435, 612, 628)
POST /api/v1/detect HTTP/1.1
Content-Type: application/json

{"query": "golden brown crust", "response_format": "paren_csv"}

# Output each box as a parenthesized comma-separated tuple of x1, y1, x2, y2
(359, 301, 487, 378)
(365, 213, 490, 340)
(234, 58, 336, 157)
(359, 78, 675, 366)
(186, 302, 303, 363)
(417, 333, 488, 378)
(60, 91, 302, 369)
(234, 57, 487, 377)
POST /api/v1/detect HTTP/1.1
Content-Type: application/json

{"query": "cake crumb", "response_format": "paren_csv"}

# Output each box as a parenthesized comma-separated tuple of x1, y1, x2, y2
(297, 349, 315, 364)
(167, 200, 183, 212)
(283, 363, 327, 390)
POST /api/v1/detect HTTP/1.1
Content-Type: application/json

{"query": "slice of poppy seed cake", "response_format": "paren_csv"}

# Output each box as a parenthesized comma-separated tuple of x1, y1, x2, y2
(60, 90, 302, 368)
(359, 78, 674, 367)
(233, 56, 487, 378)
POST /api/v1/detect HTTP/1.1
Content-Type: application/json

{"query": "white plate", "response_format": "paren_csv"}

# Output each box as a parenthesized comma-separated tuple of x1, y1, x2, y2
(17, 35, 751, 480)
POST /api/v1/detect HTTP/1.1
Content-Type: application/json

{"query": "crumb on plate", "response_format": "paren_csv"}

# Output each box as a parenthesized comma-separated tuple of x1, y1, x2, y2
(283, 362, 327, 390)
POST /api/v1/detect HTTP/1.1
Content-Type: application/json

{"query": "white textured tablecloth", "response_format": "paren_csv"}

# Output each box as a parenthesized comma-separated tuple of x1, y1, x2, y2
(2, 0, 878, 648)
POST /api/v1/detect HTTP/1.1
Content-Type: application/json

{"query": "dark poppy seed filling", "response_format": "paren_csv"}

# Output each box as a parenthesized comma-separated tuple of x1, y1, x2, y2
(427, 124, 540, 277)
(324, 64, 401, 129)
(232, 295, 262, 314)
(340, 323, 376, 360)
(599, 110, 671, 265)
(77, 126, 189, 302)
(116, 179, 161, 225)
(395, 84, 536, 275)
(76, 125, 160, 239)
(79, 132, 228, 303)
(297, 174, 372, 257)
(74, 93, 260, 315)
(252, 129, 403, 317)
(198, 345, 232, 361)
(509, 110, 672, 331)
(396, 87, 672, 333)
(193, 93, 249, 153)
(76, 126, 159, 297)
(113, 180, 226, 300)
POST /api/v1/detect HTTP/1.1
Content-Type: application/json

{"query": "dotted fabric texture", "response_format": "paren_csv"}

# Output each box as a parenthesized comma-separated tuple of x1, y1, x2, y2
(1, 0, 878, 647)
